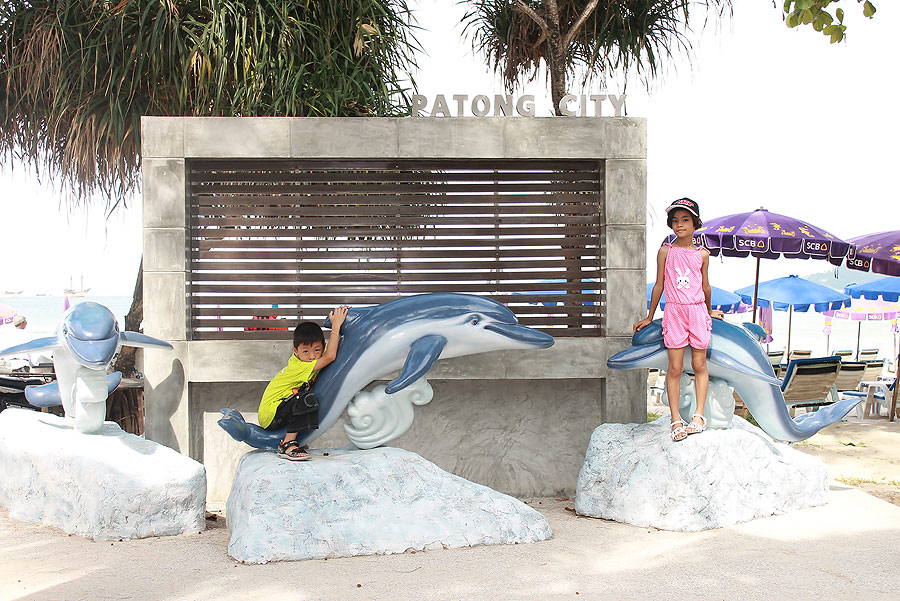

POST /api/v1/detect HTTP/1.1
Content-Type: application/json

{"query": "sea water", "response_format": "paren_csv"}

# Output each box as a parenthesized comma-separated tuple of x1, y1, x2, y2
(0, 295, 132, 338)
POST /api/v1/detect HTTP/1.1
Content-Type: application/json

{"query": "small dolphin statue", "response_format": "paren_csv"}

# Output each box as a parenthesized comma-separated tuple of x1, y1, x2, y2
(0, 302, 173, 434)
(218, 293, 555, 449)
(608, 319, 860, 442)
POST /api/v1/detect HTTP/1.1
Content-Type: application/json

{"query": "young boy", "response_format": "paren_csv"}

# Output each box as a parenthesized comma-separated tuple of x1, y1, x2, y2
(258, 305, 349, 460)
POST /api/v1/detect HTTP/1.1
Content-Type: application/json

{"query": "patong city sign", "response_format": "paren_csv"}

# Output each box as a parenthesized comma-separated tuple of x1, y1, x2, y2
(411, 93, 626, 117)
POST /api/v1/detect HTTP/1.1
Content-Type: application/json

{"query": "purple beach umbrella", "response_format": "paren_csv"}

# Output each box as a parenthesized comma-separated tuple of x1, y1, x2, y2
(846, 230, 900, 277)
(668, 207, 850, 322)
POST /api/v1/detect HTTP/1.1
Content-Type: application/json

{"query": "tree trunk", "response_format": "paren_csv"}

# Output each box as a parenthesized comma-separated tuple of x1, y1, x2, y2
(545, 3, 567, 116)
(105, 259, 144, 434)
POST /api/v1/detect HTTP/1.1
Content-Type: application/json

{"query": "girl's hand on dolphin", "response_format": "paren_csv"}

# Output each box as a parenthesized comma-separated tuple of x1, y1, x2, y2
(634, 317, 651, 333)
(329, 305, 349, 328)
(710, 309, 725, 320)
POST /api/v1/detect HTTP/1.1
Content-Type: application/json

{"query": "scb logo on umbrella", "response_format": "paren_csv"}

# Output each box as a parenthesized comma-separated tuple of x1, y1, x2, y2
(848, 256, 870, 270)
(737, 238, 768, 251)
(803, 239, 829, 256)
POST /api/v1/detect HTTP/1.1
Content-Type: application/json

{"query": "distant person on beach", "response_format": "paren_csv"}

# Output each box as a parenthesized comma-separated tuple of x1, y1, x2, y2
(635, 198, 725, 442)
(1, 315, 31, 370)
(257, 305, 348, 460)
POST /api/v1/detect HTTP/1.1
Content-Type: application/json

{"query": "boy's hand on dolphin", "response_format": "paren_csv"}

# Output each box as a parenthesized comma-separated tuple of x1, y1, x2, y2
(329, 305, 349, 328)
(710, 309, 725, 320)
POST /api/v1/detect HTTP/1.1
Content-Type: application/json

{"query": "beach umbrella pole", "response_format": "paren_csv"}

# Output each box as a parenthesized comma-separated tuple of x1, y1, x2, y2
(786, 306, 793, 360)
(892, 357, 899, 422)
(856, 322, 861, 360)
(752, 256, 760, 324)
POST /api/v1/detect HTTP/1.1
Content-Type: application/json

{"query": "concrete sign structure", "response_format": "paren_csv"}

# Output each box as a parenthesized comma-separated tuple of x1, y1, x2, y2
(140, 116, 647, 503)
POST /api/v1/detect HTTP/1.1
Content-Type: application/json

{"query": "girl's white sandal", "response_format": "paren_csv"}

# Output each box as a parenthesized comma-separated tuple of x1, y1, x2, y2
(685, 413, 707, 435)
(670, 419, 688, 442)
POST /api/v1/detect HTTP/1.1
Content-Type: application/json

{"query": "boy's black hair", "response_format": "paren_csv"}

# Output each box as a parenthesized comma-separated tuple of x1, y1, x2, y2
(666, 209, 702, 229)
(293, 321, 325, 348)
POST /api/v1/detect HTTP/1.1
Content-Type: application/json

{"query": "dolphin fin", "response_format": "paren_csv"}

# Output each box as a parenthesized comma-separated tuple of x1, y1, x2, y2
(25, 382, 62, 407)
(119, 331, 174, 350)
(707, 348, 781, 385)
(0, 336, 59, 357)
(385, 335, 447, 394)
(25, 372, 123, 408)
(741, 323, 768, 343)
(107, 372, 123, 395)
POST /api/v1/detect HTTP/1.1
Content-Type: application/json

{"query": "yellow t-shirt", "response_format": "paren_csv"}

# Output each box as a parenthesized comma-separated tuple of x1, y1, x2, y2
(258, 354, 317, 428)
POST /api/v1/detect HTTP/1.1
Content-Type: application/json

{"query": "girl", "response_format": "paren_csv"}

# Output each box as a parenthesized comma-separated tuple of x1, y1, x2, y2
(634, 198, 724, 442)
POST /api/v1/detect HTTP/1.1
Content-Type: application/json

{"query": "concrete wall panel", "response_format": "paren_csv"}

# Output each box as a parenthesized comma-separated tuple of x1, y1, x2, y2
(141, 116, 648, 497)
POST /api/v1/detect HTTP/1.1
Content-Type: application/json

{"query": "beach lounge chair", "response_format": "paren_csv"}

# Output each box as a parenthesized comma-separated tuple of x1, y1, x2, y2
(832, 350, 853, 358)
(858, 348, 879, 361)
(832, 361, 866, 393)
(840, 360, 893, 418)
(767, 350, 784, 365)
(787, 349, 812, 363)
(780, 356, 842, 417)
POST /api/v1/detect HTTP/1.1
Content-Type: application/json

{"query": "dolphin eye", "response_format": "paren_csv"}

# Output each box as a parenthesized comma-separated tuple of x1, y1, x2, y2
(470, 317, 479, 325)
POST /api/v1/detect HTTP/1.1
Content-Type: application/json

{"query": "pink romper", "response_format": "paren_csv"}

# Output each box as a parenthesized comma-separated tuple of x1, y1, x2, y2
(661, 243, 712, 349)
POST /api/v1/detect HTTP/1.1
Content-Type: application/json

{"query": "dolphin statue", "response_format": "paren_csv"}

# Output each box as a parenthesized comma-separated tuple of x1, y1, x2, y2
(608, 318, 860, 442)
(218, 293, 555, 449)
(0, 302, 173, 434)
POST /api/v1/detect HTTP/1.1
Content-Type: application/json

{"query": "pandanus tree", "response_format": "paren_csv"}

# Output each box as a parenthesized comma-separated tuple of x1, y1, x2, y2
(461, 1, 732, 116)
(460, 1, 879, 115)
(0, 0, 418, 432)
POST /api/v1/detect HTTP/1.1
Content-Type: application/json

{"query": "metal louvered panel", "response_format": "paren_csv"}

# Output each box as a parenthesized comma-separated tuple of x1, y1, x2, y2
(188, 158, 604, 339)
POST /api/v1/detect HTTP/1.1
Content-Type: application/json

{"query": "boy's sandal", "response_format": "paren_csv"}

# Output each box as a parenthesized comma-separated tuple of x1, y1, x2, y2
(277, 440, 311, 461)
(685, 414, 707, 435)
(670, 419, 688, 442)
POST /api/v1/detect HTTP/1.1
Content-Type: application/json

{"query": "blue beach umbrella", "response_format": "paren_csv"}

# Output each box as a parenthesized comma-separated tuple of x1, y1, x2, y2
(845, 276, 900, 303)
(735, 275, 850, 358)
(845, 276, 900, 421)
(645, 283, 747, 314)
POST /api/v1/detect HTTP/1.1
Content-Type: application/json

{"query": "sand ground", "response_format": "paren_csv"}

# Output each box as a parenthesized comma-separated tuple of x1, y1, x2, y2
(2, 411, 899, 601)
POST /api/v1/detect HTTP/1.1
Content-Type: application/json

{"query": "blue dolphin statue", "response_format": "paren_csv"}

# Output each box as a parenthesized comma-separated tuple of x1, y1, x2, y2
(608, 319, 860, 442)
(0, 302, 173, 434)
(218, 293, 555, 449)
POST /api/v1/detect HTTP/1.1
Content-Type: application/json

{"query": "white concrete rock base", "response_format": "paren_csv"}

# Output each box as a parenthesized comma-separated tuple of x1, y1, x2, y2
(226, 446, 553, 563)
(0, 408, 206, 540)
(575, 416, 829, 531)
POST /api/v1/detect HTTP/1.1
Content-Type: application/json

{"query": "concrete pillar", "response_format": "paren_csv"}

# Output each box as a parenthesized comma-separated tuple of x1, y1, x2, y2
(141, 117, 190, 454)
(602, 158, 648, 423)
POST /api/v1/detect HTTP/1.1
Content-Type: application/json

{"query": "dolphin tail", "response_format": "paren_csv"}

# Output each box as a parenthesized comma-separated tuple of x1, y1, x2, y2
(788, 398, 862, 436)
(736, 382, 862, 442)
(217, 409, 283, 450)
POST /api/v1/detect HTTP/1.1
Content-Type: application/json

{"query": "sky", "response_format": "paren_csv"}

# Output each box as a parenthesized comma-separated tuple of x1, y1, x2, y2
(0, 0, 897, 296)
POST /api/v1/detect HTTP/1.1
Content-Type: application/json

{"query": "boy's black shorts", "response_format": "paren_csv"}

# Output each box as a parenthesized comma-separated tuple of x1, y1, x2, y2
(265, 385, 319, 434)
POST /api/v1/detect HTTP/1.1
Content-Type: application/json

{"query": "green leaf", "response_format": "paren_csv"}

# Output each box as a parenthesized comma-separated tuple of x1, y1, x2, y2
(786, 12, 800, 28)
(863, 1, 876, 18)
(836, 8, 844, 23)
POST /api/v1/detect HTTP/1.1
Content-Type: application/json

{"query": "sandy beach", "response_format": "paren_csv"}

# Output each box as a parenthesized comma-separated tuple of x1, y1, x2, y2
(1, 410, 899, 601)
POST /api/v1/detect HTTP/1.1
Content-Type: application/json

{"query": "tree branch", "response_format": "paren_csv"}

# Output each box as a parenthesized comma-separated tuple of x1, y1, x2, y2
(514, 0, 549, 35)
(563, 0, 600, 47)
